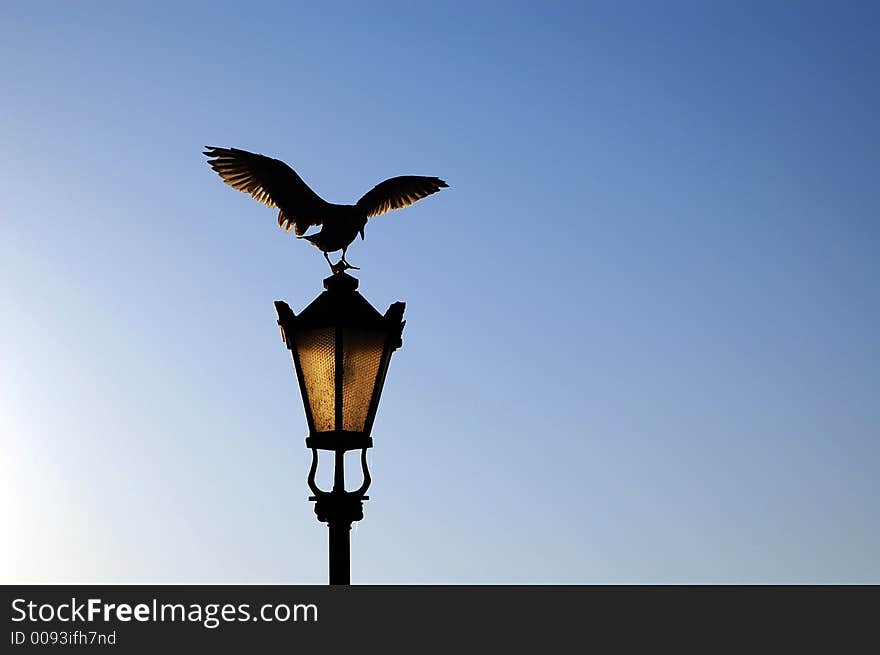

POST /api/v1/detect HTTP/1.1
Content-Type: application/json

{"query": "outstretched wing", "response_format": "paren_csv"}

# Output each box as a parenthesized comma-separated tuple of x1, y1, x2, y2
(355, 176, 448, 218)
(203, 146, 329, 235)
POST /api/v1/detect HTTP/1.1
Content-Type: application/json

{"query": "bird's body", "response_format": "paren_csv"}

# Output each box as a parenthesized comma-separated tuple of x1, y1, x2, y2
(204, 146, 447, 270)
(298, 204, 366, 253)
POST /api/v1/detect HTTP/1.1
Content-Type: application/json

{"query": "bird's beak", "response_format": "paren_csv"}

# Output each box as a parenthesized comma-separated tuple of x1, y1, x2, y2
(359, 228, 365, 240)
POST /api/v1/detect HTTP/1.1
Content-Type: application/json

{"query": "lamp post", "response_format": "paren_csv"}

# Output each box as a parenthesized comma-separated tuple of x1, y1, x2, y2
(274, 271, 406, 585)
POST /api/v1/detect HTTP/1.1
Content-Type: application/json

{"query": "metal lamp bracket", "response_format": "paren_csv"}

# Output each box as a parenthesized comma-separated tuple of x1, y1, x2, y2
(307, 447, 372, 525)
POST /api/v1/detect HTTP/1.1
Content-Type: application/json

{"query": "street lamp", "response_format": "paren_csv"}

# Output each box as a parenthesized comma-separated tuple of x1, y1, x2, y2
(274, 271, 406, 585)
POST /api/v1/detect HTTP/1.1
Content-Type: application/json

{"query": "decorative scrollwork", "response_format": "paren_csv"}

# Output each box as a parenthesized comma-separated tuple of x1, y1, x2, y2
(307, 447, 371, 501)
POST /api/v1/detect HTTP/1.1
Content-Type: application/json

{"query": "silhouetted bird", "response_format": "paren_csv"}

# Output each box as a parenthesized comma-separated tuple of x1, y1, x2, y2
(204, 146, 448, 270)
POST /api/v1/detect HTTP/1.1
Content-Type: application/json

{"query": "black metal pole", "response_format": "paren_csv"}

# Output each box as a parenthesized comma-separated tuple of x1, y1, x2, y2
(328, 450, 350, 585)
(328, 519, 351, 585)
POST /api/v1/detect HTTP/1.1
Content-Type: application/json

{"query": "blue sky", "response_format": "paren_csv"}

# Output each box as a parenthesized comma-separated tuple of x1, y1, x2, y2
(1, 1, 878, 582)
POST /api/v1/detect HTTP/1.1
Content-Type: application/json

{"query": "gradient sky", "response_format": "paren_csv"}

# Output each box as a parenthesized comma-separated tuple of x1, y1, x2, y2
(2, 1, 878, 583)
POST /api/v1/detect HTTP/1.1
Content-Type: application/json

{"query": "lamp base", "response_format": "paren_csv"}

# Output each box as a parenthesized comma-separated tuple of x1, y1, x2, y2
(309, 493, 367, 524)
(306, 432, 373, 452)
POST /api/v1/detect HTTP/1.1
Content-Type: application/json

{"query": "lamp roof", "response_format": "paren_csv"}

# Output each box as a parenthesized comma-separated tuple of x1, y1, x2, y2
(288, 273, 385, 329)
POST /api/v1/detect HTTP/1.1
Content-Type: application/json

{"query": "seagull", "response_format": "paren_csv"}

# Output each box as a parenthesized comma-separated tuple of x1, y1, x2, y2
(204, 146, 448, 271)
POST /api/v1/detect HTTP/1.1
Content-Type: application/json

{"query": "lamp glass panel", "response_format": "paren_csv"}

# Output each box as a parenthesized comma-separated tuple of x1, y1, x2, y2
(296, 328, 336, 432)
(341, 328, 386, 432)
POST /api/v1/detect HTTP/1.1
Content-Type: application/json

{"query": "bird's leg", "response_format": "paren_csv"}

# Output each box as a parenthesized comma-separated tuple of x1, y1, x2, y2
(340, 248, 360, 270)
(327, 251, 350, 275)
